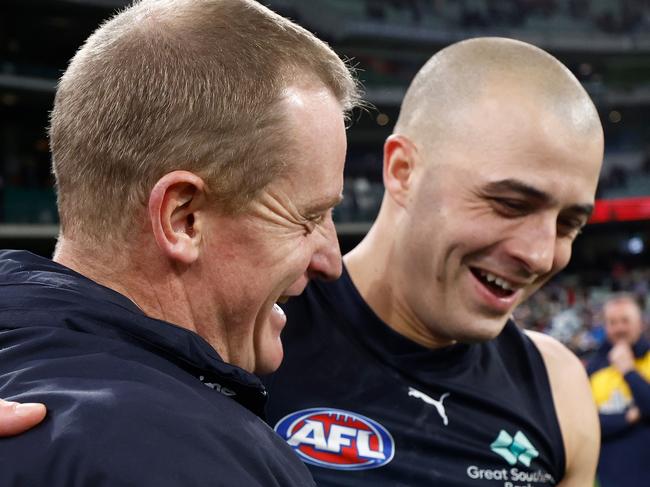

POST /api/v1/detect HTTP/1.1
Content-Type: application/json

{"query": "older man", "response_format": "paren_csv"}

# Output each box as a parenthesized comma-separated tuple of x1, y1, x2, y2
(588, 295, 650, 487)
(265, 38, 603, 486)
(0, 0, 358, 485)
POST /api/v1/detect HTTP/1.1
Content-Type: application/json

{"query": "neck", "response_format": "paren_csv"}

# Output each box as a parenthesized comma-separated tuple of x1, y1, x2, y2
(54, 234, 239, 368)
(54, 235, 190, 330)
(55, 236, 130, 297)
(344, 208, 455, 350)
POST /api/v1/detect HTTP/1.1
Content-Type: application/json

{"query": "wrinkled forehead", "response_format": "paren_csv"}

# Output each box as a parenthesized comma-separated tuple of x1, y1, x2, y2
(264, 84, 347, 210)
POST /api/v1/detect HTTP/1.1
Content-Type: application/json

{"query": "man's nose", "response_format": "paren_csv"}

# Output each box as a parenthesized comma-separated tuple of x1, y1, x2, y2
(307, 216, 342, 281)
(505, 215, 560, 277)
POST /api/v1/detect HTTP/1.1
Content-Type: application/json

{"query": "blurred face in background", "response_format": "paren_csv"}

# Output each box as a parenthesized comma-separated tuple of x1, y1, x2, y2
(605, 298, 643, 345)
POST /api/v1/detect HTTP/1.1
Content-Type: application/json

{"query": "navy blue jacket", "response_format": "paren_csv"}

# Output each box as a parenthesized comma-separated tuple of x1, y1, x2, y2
(587, 338, 650, 487)
(0, 250, 315, 486)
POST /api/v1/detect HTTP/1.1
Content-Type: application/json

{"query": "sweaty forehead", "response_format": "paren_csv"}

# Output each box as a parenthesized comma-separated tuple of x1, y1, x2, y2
(396, 39, 603, 156)
(427, 78, 601, 151)
(417, 91, 603, 211)
(486, 79, 602, 139)
(470, 88, 597, 143)
(443, 91, 601, 163)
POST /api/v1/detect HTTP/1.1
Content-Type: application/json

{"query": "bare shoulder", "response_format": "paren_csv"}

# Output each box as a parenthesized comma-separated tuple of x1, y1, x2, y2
(524, 330, 599, 487)
(525, 330, 583, 372)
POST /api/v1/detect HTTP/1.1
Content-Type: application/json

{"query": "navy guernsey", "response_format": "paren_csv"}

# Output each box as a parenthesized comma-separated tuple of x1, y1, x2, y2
(264, 266, 566, 486)
(0, 250, 315, 487)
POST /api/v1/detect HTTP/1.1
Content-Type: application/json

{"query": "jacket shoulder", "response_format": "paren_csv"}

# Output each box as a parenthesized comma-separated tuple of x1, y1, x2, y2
(0, 339, 313, 486)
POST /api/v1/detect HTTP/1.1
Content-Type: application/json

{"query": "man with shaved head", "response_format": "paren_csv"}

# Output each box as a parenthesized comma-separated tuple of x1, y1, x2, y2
(588, 294, 650, 487)
(265, 37, 603, 486)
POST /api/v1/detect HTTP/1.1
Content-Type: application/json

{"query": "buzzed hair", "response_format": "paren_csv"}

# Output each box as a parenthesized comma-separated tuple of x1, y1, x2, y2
(394, 37, 601, 150)
(50, 0, 360, 244)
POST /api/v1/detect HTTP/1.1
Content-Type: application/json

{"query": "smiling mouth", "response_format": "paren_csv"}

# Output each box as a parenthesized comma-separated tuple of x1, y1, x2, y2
(470, 268, 517, 298)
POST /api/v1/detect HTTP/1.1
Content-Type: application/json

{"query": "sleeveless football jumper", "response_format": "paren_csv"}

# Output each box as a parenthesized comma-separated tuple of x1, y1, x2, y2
(264, 266, 566, 486)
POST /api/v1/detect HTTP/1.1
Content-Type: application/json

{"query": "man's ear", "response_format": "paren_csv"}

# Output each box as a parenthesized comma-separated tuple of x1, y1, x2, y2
(383, 134, 418, 208)
(148, 171, 208, 265)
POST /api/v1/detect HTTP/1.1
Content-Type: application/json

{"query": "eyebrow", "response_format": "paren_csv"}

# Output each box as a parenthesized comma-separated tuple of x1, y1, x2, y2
(483, 179, 594, 218)
(302, 193, 344, 216)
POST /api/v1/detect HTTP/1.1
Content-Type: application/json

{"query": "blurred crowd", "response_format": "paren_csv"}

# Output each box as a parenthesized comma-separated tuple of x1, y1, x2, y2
(335, 145, 650, 224)
(361, 0, 650, 34)
(513, 264, 650, 360)
(597, 145, 650, 198)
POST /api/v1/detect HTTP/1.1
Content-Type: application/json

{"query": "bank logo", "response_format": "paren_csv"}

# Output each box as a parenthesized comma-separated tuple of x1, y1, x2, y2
(274, 408, 395, 470)
(490, 430, 539, 467)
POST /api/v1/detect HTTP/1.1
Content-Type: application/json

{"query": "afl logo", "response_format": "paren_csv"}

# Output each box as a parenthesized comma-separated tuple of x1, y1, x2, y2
(274, 408, 395, 470)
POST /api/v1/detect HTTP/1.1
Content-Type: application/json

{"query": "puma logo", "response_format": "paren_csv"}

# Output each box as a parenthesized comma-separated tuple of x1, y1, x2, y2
(408, 387, 450, 426)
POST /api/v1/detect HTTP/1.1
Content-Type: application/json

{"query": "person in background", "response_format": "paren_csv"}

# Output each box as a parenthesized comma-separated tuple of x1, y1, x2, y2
(0, 0, 358, 485)
(588, 294, 650, 487)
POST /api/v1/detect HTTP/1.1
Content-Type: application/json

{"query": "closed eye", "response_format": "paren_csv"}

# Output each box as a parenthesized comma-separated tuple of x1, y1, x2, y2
(490, 197, 533, 215)
(301, 212, 327, 235)
(557, 217, 585, 239)
(309, 213, 327, 225)
(300, 194, 343, 235)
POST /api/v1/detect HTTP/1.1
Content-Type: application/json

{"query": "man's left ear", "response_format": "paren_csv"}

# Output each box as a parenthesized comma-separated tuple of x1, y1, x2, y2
(383, 134, 419, 208)
(148, 170, 208, 265)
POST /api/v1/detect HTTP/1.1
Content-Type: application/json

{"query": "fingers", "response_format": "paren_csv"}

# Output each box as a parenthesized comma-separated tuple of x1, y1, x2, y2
(608, 343, 635, 374)
(626, 406, 641, 424)
(0, 399, 47, 437)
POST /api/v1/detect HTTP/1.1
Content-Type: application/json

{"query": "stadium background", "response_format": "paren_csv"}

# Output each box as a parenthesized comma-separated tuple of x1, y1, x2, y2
(1, 0, 649, 360)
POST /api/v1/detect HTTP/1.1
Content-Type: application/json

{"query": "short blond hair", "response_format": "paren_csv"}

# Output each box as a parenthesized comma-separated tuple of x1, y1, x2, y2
(50, 0, 360, 243)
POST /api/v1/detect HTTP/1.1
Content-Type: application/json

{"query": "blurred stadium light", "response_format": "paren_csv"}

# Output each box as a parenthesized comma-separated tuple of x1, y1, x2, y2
(0, 0, 648, 265)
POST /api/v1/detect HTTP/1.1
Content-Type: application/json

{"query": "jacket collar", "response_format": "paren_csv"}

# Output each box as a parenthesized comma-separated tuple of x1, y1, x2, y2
(0, 250, 268, 417)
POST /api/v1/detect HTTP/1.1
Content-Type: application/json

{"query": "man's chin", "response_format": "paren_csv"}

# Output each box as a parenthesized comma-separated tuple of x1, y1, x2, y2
(454, 318, 509, 344)
(253, 345, 284, 376)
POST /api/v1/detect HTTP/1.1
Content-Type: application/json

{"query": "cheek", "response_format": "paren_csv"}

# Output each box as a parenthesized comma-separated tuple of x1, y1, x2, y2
(553, 240, 573, 273)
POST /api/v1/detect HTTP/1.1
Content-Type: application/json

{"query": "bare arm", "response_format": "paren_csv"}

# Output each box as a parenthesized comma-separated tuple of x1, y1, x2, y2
(526, 331, 599, 487)
(0, 399, 46, 436)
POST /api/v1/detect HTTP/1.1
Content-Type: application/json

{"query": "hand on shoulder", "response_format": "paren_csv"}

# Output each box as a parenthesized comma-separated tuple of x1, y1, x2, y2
(0, 399, 46, 437)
